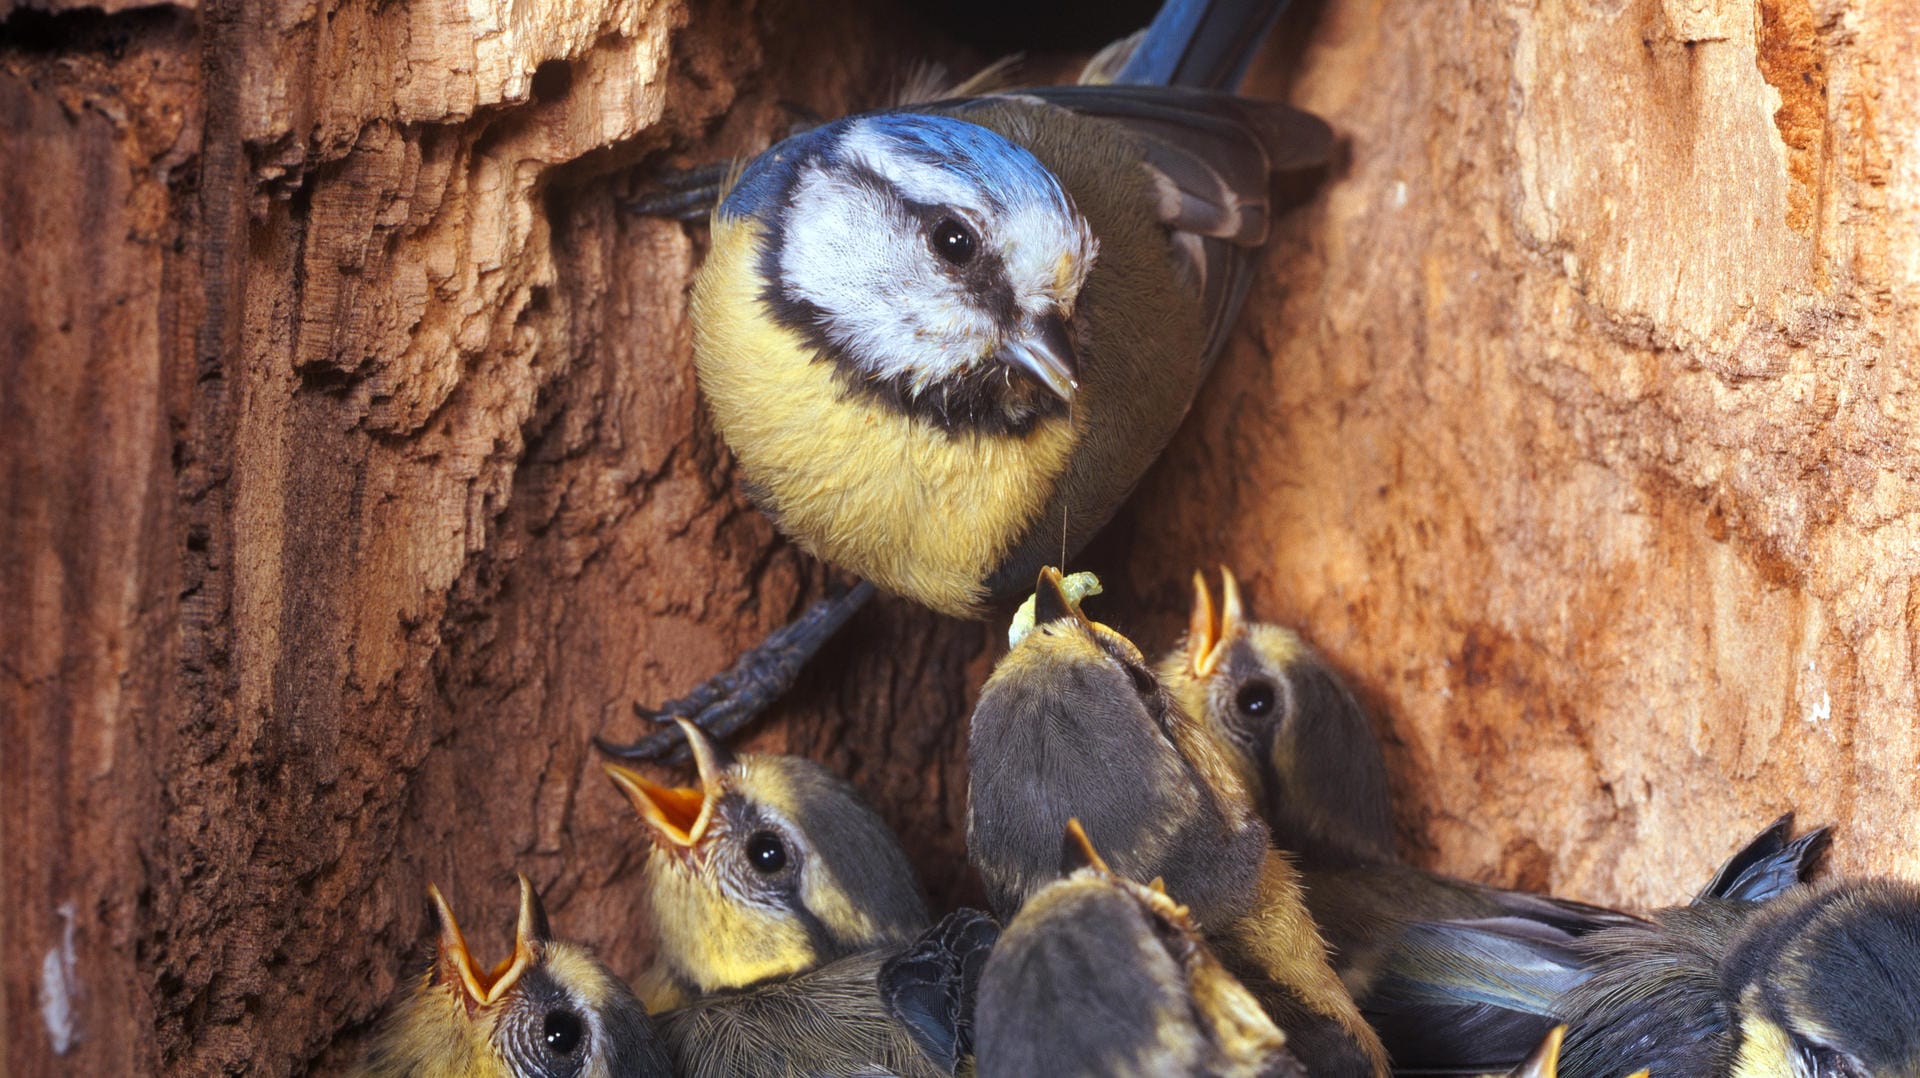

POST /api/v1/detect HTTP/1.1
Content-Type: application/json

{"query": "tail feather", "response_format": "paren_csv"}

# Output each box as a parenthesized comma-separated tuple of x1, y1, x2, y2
(1113, 0, 1292, 90)
(1691, 813, 1831, 905)
(1362, 918, 1595, 1074)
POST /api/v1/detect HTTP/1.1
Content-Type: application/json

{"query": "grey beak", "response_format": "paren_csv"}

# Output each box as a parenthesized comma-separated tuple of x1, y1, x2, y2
(1000, 310, 1078, 402)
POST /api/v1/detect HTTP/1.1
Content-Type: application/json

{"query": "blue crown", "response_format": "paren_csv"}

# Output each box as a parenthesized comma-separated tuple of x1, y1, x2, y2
(720, 111, 1068, 223)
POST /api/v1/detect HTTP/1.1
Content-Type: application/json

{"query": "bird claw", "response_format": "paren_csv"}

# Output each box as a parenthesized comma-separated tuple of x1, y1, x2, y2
(623, 158, 738, 220)
(593, 728, 693, 764)
(595, 580, 879, 763)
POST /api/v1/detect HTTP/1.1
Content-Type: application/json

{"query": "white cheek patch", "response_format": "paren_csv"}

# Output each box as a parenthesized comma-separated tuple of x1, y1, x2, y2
(780, 164, 997, 388)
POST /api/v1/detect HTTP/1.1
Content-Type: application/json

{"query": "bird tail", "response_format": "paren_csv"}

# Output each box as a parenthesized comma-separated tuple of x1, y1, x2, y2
(1690, 813, 1832, 905)
(1112, 0, 1293, 91)
(1362, 917, 1596, 1074)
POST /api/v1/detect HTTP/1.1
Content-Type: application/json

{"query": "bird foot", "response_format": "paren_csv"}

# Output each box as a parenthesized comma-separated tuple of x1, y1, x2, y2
(624, 104, 824, 221)
(594, 580, 878, 763)
(622, 162, 733, 221)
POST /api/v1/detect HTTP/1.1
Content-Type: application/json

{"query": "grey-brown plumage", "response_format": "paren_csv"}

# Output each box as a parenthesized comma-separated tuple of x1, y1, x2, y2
(657, 909, 998, 1078)
(975, 820, 1304, 1078)
(1165, 570, 1830, 1074)
(967, 569, 1388, 1077)
(1159, 568, 1397, 866)
(1558, 877, 1920, 1078)
(968, 568, 1267, 927)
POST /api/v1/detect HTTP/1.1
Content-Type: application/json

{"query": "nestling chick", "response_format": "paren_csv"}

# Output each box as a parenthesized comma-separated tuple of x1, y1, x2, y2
(1162, 567, 1395, 865)
(656, 907, 1000, 1078)
(603, 719, 928, 1011)
(975, 818, 1304, 1078)
(355, 874, 672, 1078)
(605, 0, 1335, 758)
(1558, 877, 1920, 1078)
(968, 567, 1388, 1077)
(1165, 569, 1830, 1074)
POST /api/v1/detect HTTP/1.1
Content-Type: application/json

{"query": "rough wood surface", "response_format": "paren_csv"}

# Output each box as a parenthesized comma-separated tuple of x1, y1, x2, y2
(3, 0, 1918, 1073)
(1126, 0, 1920, 903)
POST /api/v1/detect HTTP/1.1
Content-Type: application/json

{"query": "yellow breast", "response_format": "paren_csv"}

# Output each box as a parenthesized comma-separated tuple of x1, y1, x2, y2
(692, 216, 1077, 618)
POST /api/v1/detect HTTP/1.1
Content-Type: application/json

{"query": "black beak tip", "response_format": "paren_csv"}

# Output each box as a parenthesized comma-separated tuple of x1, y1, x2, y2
(1032, 567, 1074, 625)
(1039, 311, 1078, 380)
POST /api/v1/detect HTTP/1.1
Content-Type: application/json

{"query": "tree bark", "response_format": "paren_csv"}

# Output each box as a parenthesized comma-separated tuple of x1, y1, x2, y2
(3, 0, 1917, 1073)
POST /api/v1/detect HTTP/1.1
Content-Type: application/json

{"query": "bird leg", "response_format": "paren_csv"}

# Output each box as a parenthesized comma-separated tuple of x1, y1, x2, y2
(624, 103, 824, 221)
(594, 579, 878, 762)
(622, 163, 733, 221)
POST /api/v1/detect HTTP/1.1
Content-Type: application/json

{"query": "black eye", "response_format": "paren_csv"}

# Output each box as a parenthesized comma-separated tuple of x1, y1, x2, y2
(1124, 663, 1156, 695)
(543, 1008, 583, 1056)
(746, 830, 788, 873)
(930, 218, 976, 265)
(1236, 680, 1276, 718)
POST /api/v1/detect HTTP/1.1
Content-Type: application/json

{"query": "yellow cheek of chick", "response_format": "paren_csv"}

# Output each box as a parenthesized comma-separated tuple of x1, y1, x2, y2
(1727, 1004, 1800, 1078)
(634, 843, 820, 1008)
(606, 719, 929, 1013)
(692, 214, 1078, 619)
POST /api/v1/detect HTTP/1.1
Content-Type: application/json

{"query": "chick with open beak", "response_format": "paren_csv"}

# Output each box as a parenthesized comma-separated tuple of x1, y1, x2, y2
(1164, 568, 1832, 1075)
(603, 719, 929, 1011)
(1160, 567, 1397, 866)
(355, 875, 672, 1078)
(967, 568, 1389, 1077)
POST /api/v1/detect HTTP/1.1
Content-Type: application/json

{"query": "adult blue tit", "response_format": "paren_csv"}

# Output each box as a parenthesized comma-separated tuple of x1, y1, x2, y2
(967, 568, 1389, 1077)
(1165, 569, 1832, 1075)
(974, 818, 1305, 1078)
(603, 0, 1335, 760)
(354, 875, 672, 1078)
(1551, 876, 1920, 1078)
(656, 907, 1000, 1078)
(602, 718, 928, 1011)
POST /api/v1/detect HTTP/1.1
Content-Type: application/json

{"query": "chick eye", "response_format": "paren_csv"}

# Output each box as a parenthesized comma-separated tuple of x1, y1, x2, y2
(1236, 680, 1276, 717)
(1124, 663, 1156, 696)
(543, 1008, 584, 1055)
(746, 830, 789, 873)
(930, 218, 976, 265)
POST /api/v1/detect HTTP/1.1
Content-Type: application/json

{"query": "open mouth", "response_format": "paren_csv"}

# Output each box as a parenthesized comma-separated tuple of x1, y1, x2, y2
(430, 875, 542, 1011)
(1187, 567, 1244, 679)
(603, 717, 726, 850)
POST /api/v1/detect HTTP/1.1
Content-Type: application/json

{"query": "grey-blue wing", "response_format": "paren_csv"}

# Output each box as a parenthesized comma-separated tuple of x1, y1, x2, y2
(972, 85, 1332, 375)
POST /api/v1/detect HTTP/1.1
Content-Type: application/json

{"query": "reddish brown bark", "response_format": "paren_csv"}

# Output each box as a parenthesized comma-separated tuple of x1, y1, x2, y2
(5, 0, 1919, 1073)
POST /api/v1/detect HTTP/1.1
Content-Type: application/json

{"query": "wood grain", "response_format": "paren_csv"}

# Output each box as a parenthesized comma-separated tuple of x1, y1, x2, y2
(4, 0, 1919, 1072)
